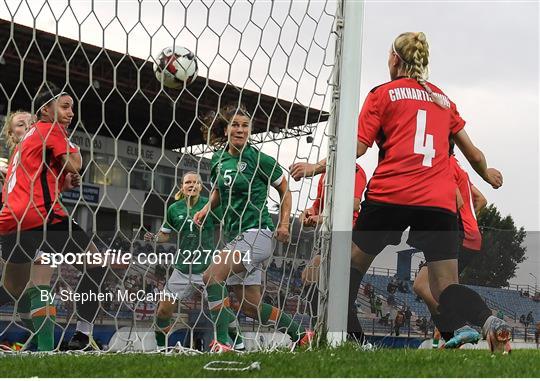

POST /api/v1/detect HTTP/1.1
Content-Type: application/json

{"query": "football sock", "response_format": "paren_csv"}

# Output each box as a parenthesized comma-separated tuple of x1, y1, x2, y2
(438, 284, 492, 330)
(27, 286, 56, 351)
(432, 313, 458, 342)
(347, 267, 365, 341)
(17, 291, 38, 346)
(76, 267, 106, 325)
(307, 283, 319, 327)
(206, 283, 236, 344)
(228, 320, 244, 348)
(259, 303, 305, 342)
(432, 328, 441, 348)
(155, 317, 172, 347)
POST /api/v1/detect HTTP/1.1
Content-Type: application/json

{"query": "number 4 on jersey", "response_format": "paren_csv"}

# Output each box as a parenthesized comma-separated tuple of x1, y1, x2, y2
(414, 109, 436, 167)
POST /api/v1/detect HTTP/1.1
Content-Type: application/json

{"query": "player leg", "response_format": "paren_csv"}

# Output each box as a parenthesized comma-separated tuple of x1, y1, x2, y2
(203, 250, 244, 350)
(5, 262, 35, 350)
(301, 254, 321, 328)
(231, 275, 308, 346)
(414, 210, 510, 352)
(155, 269, 202, 350)
(0, 231, 41, 349)
(0, 263, 31, 305)
(16, 288, 37, 349)
(412, 248, 482, 345)
(412, 264, 455, 344)
(227, 230, 311, 346)
(19, 221, 100, 351)
(22, 262, 56, 351)
(411, 212, 470, 342)
(412, 265, 439, 315)
(155, 300, 176, 350)
(226, 312, 245, 350)
(349, 201, 408, 343)
(348, 243, 375, 343)
(42, 220, 106, 350)
(154, 269, 185, 350)
(0, 231, 35, 306)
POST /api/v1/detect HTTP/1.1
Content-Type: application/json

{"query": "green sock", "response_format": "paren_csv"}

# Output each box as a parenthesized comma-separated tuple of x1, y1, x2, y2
(228, 320, 244, 347)
(206, 283, 236, 345)
(27, 286, 56, 351)
(155, 317, 171, 347)
(17, 291, 37, 346)
(259, 303, 305, 342)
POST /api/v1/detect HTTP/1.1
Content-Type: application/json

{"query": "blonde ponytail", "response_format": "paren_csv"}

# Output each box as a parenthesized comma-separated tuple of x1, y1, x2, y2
(174, 189, 184, 201)
(393, 32, 448, 109)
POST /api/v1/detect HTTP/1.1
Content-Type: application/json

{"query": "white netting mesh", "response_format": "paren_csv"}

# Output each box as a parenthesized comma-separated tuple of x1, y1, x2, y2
(0, 0, 341, 353)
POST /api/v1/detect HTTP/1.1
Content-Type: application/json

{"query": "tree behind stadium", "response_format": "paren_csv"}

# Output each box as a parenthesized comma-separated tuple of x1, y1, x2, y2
(460, 204, 526, 288)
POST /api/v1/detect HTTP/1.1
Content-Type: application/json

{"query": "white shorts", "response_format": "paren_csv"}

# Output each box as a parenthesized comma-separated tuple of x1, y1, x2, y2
(164, 269, 206, 302)
(225, 228, 273, 286)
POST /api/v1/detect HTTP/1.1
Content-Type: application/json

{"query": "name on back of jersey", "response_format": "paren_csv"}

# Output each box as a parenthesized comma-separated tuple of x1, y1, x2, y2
(389, 87, 450, 108)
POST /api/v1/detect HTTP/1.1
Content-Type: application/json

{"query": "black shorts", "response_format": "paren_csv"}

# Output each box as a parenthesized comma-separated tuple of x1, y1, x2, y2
(418, 245, 480, 275)
(353, 201, 459, 262)
(0, 218, 92, 264)
(457, 246, 480, 274)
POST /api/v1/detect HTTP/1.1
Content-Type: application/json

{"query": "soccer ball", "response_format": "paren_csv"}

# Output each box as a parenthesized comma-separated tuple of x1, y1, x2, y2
(153, 46, 198, 89)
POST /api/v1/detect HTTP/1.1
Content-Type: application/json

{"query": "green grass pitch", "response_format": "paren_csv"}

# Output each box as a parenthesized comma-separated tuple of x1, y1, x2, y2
(1, 346, 538, 378)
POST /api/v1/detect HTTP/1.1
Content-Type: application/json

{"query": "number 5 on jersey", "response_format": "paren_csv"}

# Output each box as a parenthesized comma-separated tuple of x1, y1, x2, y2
(414, 109, 436, 167)
(223, 169, 234, 186)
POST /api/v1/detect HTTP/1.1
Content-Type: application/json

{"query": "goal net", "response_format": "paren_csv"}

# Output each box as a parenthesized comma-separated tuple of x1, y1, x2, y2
(0, 0, 345, 352)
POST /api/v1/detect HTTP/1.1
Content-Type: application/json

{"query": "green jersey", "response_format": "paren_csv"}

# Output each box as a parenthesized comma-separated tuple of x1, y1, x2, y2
(211, 144, 284, 241)
(161, 196, 215, 274)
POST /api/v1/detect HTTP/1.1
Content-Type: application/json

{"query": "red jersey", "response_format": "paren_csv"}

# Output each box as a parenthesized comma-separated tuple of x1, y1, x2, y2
(0, 121, 79, 233)
(311, 164, 367, 225)
(451, 156, 482, 251)
(358, 77, 465, 213)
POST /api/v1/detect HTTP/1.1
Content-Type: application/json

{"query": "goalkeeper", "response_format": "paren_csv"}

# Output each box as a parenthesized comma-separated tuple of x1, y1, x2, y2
(144, 171, 244, 351)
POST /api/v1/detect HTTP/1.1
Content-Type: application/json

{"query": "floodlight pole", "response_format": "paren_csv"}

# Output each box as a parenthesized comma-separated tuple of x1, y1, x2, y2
(325, 0, 364, 346)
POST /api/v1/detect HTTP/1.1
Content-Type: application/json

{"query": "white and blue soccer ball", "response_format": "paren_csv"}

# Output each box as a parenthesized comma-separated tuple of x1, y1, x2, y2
(153, 46, 198, 89)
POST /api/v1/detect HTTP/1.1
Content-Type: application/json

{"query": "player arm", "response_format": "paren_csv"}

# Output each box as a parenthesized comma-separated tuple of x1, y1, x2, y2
(353, 197, 361, 213)
(199, 188, 221, 214)
(59, 150, 82, 174)
(155, 231, 171, 243)
(46, 125, 82, 174)
(194, 189, 220, 225)
(146, 206, 174, 242)
(471, 184, 487, 215)
(290, 89, 377, 181)
(208, 188, 220, 209)
(453, 129, 502, 189)
(274, 176, 292, 229)
(289, 141, 369, 181)
(353, 165, 367, 213)
(456, 188, 464, 210)
(144, 229, 171, 243)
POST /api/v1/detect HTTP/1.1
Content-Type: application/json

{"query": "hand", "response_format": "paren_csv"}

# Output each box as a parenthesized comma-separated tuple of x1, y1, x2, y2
(484, 168, 503, 189)
(70, 173, 81, 187)
(193, 208, 208, 226)
(306, 214, 322, 226)
(143, 232, 155, 242)
(0, 157, 8, 176)
(274, 223, 290, 243)
(62, 173, 81, 192)
(300, 209, 312, 225)
(289, 162, 318, 181)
